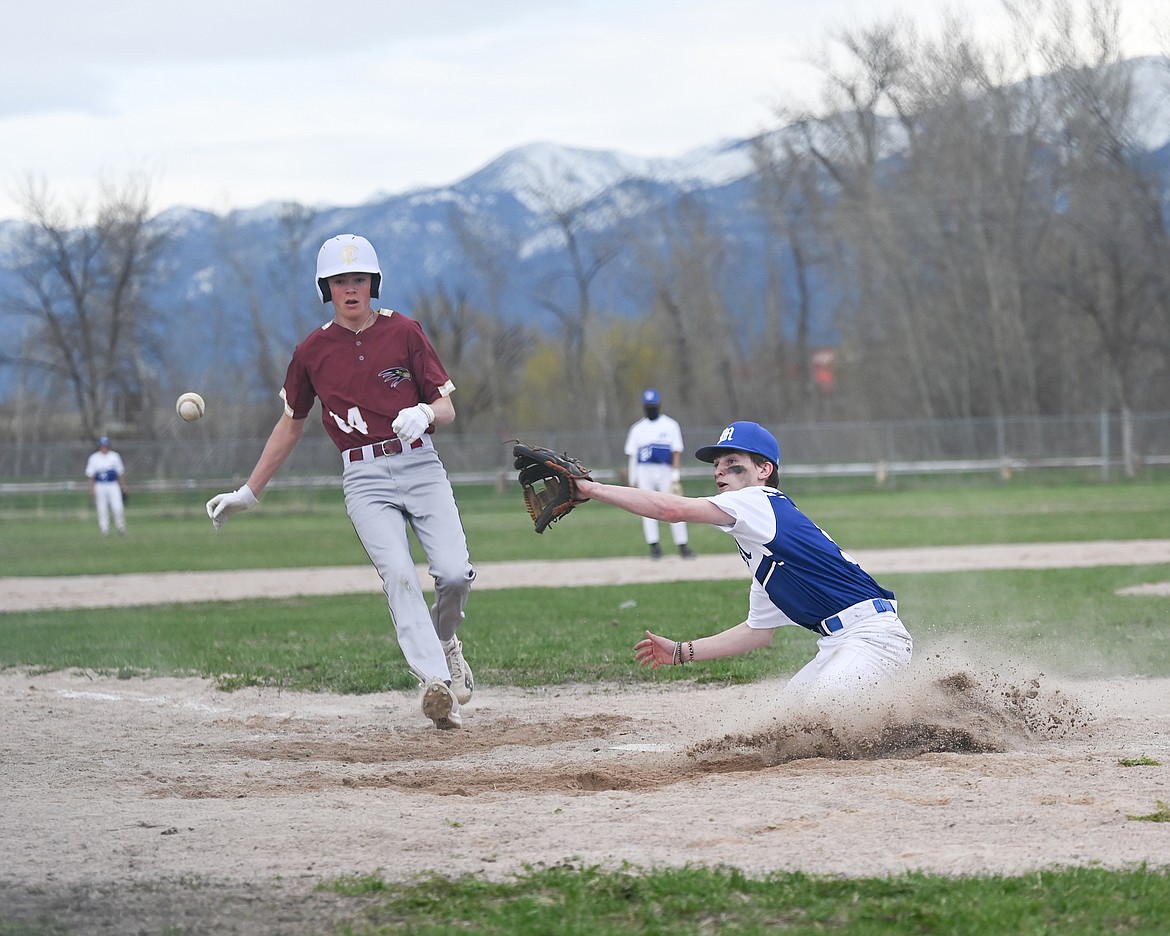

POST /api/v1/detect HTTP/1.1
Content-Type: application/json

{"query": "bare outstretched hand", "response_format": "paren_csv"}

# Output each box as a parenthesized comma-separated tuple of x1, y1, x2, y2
(633, 631, 677, 669)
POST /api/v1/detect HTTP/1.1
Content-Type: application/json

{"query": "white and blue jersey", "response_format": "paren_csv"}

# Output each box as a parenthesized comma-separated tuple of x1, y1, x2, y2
(625, 414, 683, 468)
(85, 447, 127, 536)
(625, 413, 690, 547)
(707, 486, 894, 634)
(85, 450, 125, 485)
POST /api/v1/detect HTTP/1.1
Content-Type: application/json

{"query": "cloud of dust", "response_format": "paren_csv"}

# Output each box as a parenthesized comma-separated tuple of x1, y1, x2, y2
(688, 637, 1095, 766)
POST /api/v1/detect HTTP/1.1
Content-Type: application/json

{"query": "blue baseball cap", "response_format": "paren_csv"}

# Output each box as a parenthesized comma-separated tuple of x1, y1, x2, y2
(695, 421, 780, 466)
(98, 436, 110, 446)
(642, 388, 661, 406)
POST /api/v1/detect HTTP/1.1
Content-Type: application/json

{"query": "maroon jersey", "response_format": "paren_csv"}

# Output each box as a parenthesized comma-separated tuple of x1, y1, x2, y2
(281, 310, 454, 452)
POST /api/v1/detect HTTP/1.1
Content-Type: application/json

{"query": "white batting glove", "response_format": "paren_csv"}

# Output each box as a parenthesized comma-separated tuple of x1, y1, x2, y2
(206, 484, 258, 530)
(391, 402, 434, 445)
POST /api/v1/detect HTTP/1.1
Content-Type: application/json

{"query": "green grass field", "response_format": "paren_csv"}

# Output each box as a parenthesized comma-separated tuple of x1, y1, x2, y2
(3, 475, 1170, 933)
(317, 864, 1170, 935)
(3, 471, 1170, 574)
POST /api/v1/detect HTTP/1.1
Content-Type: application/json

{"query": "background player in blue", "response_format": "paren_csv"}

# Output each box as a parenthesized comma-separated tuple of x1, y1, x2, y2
(85, 436, 128, 537)
(206, 234, 475, 730)
(624, 388, 695, 560)
(578, 421, 912, 695)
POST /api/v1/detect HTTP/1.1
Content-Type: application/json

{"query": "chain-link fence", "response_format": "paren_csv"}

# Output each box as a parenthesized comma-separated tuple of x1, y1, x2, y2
(2, 412, 1167, 493)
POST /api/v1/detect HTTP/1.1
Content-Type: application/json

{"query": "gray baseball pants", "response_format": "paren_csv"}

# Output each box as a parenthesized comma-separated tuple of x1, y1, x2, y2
(342, 441, 475, 682)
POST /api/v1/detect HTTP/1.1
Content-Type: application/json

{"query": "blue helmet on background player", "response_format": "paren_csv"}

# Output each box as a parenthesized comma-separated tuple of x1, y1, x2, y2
(641, 387, 661, 420)
(694, 421, 780, 467)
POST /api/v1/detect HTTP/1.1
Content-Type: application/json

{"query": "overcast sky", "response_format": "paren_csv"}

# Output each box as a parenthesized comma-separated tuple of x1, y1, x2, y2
(2, 0, 1165, 222)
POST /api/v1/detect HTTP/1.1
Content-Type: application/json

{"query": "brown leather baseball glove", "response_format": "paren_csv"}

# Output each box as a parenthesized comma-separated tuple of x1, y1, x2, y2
(513, 442, 593, 533)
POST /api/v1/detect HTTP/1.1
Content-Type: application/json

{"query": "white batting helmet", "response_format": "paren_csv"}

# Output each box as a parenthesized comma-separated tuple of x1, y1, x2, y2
(316, 234, 382, 303)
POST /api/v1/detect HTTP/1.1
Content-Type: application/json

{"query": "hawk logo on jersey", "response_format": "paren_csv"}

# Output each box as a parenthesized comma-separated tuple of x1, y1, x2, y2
(379, 367, 413, 387)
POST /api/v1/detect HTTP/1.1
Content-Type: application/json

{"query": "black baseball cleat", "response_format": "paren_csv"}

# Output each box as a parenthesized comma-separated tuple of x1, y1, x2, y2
(679, 544, 696, 559)
(649, 542, 663, 560)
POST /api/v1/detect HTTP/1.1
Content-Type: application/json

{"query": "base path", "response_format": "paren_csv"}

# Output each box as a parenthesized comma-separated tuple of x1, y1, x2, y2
(4, 540, 1170, 612)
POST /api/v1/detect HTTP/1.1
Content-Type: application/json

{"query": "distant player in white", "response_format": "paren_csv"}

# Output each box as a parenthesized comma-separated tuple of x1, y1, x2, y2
(85, 436, 127, 537)
(580, 421, 912, 696)
(205, 234, 475, 730)
(623, 388, 694, 560)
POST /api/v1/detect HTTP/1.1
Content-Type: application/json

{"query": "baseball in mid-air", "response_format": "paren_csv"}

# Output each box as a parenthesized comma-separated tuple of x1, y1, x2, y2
(176, 391, 205, 422)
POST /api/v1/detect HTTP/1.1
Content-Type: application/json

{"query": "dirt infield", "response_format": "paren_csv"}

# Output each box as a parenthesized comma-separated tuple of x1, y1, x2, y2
(2, 542, 1169, 933)
(7, 538, 1170, 611)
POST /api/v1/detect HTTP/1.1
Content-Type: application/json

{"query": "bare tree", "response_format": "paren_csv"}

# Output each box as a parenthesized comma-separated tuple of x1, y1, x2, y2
(527, 180, 620, 427)
(782, 19, 953, 422)
(411, 283, 531, 438)
(761, 0, 1170, 432)
(4, 176, 167, 440)
(882, 16, 1053, 421)
(448, 207, 531, 438)
(411, 284, 477, 428)
(634, 195, 745, 425)
(754, 135, 841, 420)
(272, 202, 324, 340)
(213, 202, 319, 394)
(1034, 0, 1170, 471)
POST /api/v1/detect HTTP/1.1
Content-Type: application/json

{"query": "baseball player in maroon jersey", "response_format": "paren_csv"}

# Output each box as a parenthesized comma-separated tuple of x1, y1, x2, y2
(206, 234, 475, 730)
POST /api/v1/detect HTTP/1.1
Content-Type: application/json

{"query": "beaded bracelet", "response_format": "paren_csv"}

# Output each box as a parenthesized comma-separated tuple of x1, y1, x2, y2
(688, 641, 695, 662)
(673, 641, 683, 665)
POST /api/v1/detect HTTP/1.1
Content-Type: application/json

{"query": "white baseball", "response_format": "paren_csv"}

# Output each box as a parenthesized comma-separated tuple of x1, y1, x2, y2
(176, 391, 205, 422)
